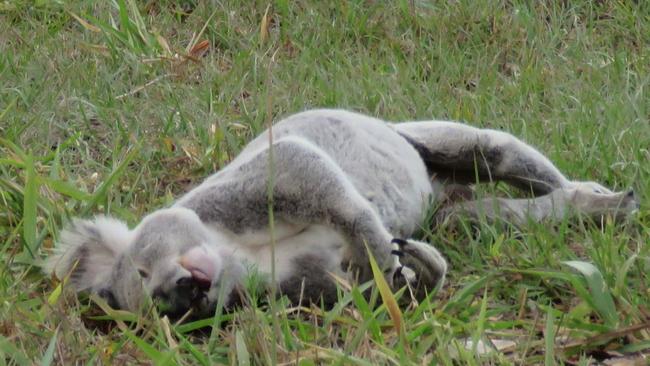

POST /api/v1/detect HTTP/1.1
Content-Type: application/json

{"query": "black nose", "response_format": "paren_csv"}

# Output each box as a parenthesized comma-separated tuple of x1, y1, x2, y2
(178, 272, 211, 290)
(626, 190, 635, 198)
(152, 276, 208, 318)
(176, 276, 195, 287)
(176, 275, 211, 292)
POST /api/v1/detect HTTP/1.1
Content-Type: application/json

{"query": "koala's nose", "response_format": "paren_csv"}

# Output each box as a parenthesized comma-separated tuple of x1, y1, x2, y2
(177, 274, 211, 290)
(180, 247, 216, 288)
(626, 189, 635, 198)
(152, 276, 206, 318)
(176, 276, 196, 288)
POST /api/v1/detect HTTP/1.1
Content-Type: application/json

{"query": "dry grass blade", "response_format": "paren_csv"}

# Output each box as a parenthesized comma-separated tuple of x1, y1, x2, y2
(78, 42, 111, 56)
(115, 73, 177, 100)
(189, 39, 209, 59)
(67, 11, 101, 33)
(260, 5, 271, 45)
(160, 316, 178, 349)
(155, 34, 172, 57)
(328, 270, 353, 292)
(185, 7, 219, 54)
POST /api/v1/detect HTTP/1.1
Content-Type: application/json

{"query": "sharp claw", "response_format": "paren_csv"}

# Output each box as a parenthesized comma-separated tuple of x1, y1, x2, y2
(394, 265, 404, 277)
(391, 238, 408, 247)
(391, 249, 404, 257)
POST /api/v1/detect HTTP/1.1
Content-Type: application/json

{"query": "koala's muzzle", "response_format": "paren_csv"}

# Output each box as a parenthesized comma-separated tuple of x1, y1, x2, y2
(179, 246, 216, 288)
(152, 275, 209, 318)
(150, 247, 219, 317)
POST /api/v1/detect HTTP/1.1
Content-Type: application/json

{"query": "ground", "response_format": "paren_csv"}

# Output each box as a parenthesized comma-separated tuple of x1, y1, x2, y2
(0, 0, 649, 365)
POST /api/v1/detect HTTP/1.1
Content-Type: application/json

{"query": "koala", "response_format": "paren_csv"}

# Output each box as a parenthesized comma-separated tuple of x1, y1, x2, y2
(44, 109, 639, 318)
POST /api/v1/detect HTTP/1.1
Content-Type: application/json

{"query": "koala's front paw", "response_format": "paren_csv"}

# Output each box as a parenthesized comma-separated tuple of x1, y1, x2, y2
(390, 238, 447, 300)
(389, 238, 417, 287)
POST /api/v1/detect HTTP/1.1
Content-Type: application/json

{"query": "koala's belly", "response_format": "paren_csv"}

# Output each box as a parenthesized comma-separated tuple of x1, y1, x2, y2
(230, 224, 346, 283)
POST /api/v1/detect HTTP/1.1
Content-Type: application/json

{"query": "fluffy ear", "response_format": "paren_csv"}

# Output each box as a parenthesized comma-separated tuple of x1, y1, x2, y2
(44, 216, 133, 292)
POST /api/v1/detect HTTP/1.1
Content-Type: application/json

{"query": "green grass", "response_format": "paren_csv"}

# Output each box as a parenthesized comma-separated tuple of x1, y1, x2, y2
(1, 0, 649, 364)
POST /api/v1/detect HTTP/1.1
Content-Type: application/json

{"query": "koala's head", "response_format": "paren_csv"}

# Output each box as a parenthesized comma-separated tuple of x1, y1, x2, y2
(44, 207, 244, 318)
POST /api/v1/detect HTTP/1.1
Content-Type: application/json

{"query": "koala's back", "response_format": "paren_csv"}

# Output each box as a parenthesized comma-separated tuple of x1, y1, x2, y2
(232, 109, 434, 236)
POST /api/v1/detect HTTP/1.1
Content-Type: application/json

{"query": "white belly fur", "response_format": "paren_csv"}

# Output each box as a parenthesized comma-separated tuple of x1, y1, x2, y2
(212, 224, 346, 282)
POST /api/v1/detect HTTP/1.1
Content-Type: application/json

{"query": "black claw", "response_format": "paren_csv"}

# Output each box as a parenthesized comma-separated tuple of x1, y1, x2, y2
(394, 266, 404, 277)
(391, 249, 404, 257)
(391, 238, 408, 247)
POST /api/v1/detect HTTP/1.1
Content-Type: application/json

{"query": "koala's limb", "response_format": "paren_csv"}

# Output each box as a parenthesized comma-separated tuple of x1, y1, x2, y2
(177, 136, 404, 281)
(395, 121, 638, 228)
(395, 121, 574, 194)
(391, 238, 447, 299)
(435, 187, 638, 228)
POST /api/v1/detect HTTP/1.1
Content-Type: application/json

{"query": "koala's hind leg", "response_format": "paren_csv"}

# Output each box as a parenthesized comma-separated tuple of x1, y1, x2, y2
(435, 187, 639, 228)
(178, 137, 439, 284)
(395, 122, 638, 226)
(395, 121, 576, 195)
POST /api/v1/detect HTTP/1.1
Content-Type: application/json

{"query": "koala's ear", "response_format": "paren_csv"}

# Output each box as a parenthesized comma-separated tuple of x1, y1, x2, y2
(44, 216, 133, 292)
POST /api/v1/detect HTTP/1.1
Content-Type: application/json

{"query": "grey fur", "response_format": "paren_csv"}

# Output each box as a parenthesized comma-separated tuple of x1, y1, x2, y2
(278, 253, 343, 308)
(44, 109, 639, 318)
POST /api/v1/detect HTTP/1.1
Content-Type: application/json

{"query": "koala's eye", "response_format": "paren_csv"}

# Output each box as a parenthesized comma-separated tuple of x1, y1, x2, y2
(137, 269, 149, 279)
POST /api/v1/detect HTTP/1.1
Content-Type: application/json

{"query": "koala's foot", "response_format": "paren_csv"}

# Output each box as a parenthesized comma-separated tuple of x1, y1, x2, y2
(390, 238, 447, 301)
(562, 184, 640, 221)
